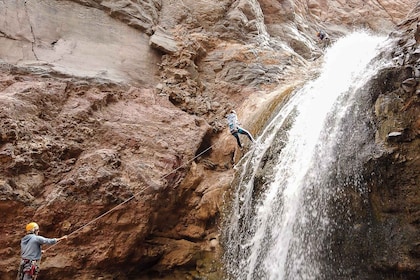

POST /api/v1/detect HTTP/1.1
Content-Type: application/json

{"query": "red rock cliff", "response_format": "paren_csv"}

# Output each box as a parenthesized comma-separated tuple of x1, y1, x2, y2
(0, 0, 418, 279)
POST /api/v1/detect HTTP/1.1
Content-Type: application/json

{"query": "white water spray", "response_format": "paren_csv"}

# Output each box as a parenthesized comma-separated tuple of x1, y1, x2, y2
(224, 31, 391, 280)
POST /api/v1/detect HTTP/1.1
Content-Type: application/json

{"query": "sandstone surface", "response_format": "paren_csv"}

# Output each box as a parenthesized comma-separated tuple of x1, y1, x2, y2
(0, 0, 418, 279)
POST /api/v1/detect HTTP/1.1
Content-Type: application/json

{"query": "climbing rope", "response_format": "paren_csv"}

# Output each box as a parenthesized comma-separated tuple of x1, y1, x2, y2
(44, 142, 218, 252)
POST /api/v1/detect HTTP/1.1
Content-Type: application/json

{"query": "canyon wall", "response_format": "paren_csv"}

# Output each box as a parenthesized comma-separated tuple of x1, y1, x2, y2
(0, 0, 418, 279)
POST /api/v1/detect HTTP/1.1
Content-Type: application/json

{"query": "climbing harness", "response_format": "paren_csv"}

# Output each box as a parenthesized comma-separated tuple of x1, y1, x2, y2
(17, 259, 39, 280)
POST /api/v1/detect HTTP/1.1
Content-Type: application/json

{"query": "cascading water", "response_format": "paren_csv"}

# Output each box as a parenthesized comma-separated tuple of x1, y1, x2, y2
(224, 31, 391, 280)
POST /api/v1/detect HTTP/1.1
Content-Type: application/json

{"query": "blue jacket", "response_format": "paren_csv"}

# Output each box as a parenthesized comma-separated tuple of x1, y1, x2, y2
(21, 234, 57, 260)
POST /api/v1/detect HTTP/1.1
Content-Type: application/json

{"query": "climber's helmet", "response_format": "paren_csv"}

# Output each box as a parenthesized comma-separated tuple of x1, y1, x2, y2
(26, 222, 39, 233)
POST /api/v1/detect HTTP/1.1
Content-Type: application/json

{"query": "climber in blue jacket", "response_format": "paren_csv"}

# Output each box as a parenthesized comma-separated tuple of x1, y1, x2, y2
(227, 109, 255, 149)
(18, 222, 67, 280)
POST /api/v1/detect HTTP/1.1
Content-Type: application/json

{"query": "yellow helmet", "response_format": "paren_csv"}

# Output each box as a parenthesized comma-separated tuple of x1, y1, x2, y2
(25, 222, 39, 233)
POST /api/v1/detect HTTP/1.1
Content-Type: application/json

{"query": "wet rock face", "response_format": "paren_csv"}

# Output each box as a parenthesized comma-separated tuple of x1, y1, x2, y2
(324, 7, 420, 279)
(368, 11, 420, 277)
(0, 0, 418, 279)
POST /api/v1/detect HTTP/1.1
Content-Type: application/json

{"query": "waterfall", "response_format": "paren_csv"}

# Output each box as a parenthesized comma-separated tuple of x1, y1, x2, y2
(224, 31, 391, 280)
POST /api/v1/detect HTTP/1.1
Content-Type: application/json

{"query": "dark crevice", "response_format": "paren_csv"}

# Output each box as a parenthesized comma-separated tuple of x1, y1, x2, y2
(194, 130, 213, 158)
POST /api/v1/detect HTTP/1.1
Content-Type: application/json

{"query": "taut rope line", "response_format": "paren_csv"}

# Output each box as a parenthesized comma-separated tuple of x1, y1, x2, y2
(44, 142, 218, 252)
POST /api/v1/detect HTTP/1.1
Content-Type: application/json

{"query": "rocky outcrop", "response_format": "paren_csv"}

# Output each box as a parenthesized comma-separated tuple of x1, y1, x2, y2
(0, 0, 418, 279)
(0, 70, 212, 278)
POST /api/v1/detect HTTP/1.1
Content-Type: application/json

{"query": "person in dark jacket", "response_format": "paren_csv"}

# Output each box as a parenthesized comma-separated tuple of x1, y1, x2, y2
(18, 222, 67, 280)
(317, 29, 331, 49)
(227, 109, 255, 149)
